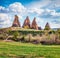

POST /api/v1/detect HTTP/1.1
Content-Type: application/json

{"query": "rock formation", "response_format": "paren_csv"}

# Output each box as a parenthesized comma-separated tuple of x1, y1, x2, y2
(44, 22, 50, 30)
(22, 16, 30, 28)
(12, 15, 20, 27)
(31, 17, 38, 30)
(38, 27, 42, 30)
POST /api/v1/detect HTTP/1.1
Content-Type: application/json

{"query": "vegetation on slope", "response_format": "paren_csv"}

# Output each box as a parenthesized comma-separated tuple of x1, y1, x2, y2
(0, 27, 60, 44)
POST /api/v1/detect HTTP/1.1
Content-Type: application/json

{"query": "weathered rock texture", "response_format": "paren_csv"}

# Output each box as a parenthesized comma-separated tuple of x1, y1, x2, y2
(12, 15, 20, 27)
(31, 17, 38, 30)
(22, 16, 30, 28)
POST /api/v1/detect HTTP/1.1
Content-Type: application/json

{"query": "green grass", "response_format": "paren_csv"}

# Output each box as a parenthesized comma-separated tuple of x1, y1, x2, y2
(0, 41, 60, 58)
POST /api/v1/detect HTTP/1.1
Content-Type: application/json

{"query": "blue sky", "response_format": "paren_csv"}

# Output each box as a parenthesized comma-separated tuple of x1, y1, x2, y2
(0, 0, 38, 7)
(0, 0, 60, 28)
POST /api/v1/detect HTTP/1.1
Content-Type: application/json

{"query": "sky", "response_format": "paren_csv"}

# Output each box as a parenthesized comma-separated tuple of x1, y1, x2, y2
(0, 0, 60, 28)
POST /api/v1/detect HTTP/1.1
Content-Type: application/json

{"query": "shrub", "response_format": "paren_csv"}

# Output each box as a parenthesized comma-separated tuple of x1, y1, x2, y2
(12, 31, 20, 41)
(24, 26, 30, 29)
(44, 22, 50, 30)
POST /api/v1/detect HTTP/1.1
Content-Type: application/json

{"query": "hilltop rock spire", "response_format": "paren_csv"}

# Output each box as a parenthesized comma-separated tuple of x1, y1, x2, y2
(44, 22, 50, 30)
(22, 16, 30, 28)
(31, 17, 38, 30)
(12, 15, 20, 27)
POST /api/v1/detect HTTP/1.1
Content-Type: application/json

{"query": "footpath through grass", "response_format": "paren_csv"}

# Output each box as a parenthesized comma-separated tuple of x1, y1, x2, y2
(0, 41, 60, 58)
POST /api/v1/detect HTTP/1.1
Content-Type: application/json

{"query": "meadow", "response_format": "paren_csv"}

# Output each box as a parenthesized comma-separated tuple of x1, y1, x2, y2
(0, 41, 60, 58)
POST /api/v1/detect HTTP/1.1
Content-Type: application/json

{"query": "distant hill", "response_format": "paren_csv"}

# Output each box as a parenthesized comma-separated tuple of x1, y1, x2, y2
(52, 28, 60, 31)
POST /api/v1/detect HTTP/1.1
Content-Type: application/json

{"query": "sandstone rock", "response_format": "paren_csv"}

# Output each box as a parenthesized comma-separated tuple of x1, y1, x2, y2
(12, 15, 20, 27)
(22, 16, 30, 28)
(31, 17, 38, 30)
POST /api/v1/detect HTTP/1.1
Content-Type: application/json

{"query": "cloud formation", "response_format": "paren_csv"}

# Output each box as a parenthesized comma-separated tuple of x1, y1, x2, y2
(0, 13, 12, 28)
(0, 2, 26, 28)
(0, 1, 60, 28)
(9, 2, 26, 13)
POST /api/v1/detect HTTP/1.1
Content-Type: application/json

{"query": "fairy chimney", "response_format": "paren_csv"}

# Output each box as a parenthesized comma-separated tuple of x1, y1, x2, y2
(44, 22, 50, 30)
(31, 17, 38, 30)
(12, 15, 20, 27)
(22, 16, 30, 28)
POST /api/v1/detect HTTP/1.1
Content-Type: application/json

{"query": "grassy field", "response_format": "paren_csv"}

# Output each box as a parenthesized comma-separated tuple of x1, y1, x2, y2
(0, 41, 60, 58)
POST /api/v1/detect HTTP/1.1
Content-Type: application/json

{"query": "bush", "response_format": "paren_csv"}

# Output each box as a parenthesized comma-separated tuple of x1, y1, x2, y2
(11, 31, 20, 41)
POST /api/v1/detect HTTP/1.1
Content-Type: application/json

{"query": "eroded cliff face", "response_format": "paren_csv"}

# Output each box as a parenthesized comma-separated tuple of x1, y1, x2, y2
(22, 16, 30, 28)
(31, 17, 38, 30)
(12, 15, 20, 27)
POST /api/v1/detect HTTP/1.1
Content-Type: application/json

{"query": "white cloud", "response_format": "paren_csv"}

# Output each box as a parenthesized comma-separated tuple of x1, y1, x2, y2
(27, 0, 51, 8)
(50, 22, 60, 28)
(45, 9, 60, 16)
(0, 6, 5, 10)
(0, 2, 26, 28)
(45, 9, 54, 13)
(51, 11, 60, 16)
(8, 2, 26, 13)
(53, 0, 60, 7)
(36, 17, 45, 28)
(0, 1, 60, 28)
(36, 17, 44, 23)
(0, 13, 12, 28)
(28, 8, 44, 15)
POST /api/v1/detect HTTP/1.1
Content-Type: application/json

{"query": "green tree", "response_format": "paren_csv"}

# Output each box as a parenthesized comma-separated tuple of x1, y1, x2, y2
(44, 22, 50, 30)
(13, 31, 20, 41)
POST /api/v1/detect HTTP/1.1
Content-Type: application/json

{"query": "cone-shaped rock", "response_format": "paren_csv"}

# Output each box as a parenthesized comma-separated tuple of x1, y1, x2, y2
(38, 27, 42, 30)
(31, 17, 38, 30)
(44, 22, 50, 30)
(12, 15, 20, 27)
(22, 16, 30, 28)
